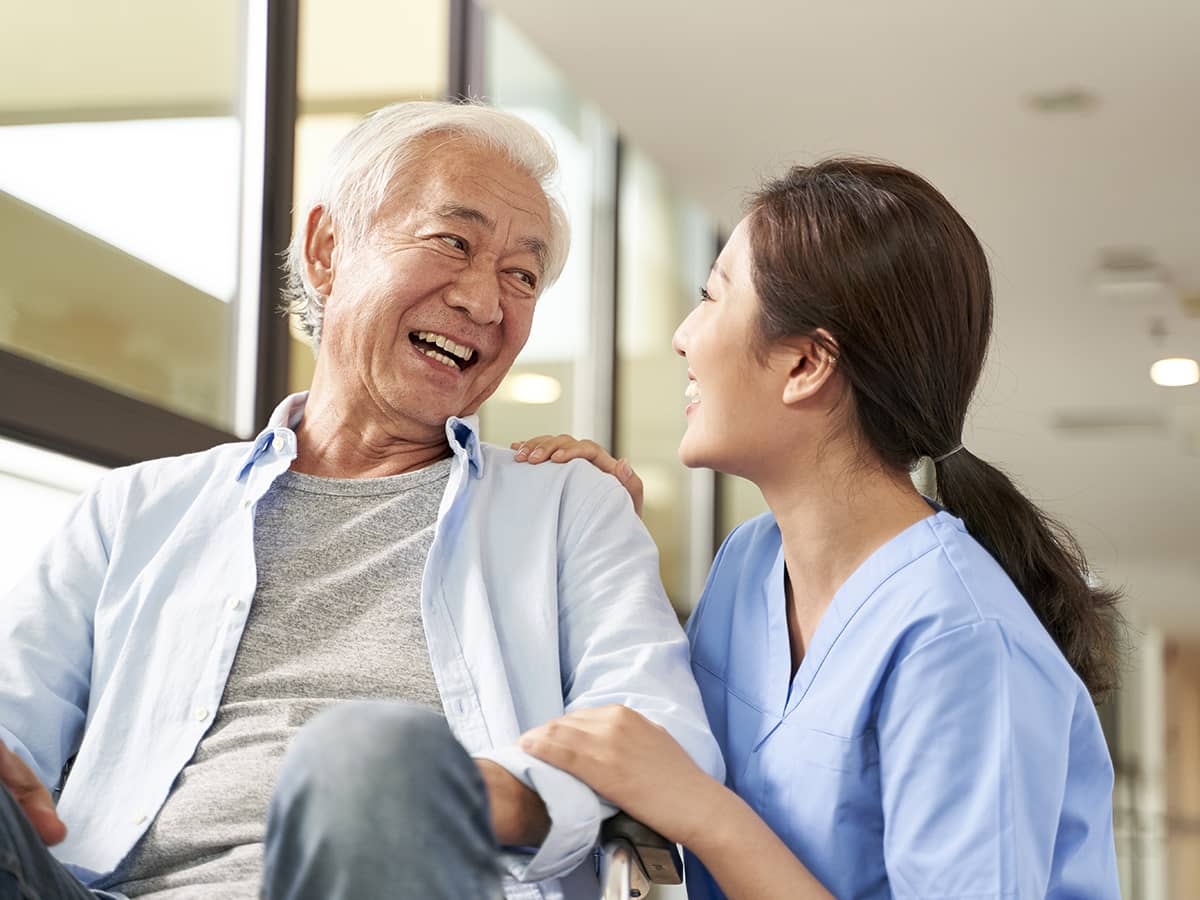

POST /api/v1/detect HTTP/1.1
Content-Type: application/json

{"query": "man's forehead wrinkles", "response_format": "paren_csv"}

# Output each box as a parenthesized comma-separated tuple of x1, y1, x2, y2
(456, 173, 548, 222)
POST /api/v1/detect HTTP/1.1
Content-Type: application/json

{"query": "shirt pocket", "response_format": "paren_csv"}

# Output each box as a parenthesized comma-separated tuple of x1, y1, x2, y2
(777, 727, 887, 897)
(793, 726, 880, 773)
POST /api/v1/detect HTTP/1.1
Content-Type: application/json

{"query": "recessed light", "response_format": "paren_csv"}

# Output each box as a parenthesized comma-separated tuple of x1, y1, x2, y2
(1150, 358, 1200, 387)
(500, 373, 562, 404)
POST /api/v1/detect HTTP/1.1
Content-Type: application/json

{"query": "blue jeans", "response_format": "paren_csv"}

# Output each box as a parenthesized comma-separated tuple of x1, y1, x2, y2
(0, 702, 504, 899)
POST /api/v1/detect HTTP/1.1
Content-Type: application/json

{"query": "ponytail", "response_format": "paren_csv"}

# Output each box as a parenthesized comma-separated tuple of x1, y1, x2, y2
(935, 450, 1125, 699)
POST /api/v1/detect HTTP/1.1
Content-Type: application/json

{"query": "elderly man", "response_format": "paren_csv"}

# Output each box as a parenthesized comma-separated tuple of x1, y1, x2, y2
(0, 101, 722, 900)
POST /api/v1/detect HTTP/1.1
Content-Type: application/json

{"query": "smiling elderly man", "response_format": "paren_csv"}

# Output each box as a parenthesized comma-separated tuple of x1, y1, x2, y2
(0, 102, 722, 900)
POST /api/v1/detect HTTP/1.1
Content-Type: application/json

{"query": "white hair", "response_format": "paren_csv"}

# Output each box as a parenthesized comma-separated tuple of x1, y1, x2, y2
(283, 100, 570, 348)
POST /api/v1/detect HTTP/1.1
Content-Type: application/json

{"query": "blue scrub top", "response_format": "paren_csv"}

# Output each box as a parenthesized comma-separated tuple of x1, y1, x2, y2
(684, 510, 1119, 899)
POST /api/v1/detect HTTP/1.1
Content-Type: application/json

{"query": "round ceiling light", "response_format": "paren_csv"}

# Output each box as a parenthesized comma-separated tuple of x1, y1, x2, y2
(1150, 358, 1200, 387)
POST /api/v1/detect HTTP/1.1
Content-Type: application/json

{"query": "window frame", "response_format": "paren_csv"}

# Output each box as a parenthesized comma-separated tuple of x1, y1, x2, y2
(0, 0, 298, 468)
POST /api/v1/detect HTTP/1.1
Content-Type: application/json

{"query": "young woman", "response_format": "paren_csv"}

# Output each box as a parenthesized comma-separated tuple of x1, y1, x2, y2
(513, 160, 1123, 899)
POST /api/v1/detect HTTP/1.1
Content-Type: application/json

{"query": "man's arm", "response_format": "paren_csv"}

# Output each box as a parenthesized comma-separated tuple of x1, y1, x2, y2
(0, 479, 110, 823)
(474, 759, 549, 846)
(475, 466, 723, 881)
(554, 473, 723, 776)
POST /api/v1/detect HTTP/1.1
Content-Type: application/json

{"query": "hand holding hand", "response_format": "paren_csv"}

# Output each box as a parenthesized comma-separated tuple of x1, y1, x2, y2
(511, 435, 644, 517)
(0, 739, 67, 846)
(519, 705, 723, 847)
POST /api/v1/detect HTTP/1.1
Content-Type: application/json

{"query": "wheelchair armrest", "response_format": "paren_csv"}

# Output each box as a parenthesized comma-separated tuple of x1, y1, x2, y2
(600, 812, 683, 886)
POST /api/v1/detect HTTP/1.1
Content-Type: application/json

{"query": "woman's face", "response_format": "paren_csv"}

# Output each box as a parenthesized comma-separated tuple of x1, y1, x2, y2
(672, 217, 786, 476)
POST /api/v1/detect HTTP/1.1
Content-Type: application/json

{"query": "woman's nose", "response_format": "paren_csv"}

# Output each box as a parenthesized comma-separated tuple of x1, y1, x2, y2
(671, 316, 690, 358)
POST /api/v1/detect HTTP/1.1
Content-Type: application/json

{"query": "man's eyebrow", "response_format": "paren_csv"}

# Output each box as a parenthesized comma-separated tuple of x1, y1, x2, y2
(433, 203, 548, 276)
(518, 236, 549, 276)
(434, 204, 494, 229)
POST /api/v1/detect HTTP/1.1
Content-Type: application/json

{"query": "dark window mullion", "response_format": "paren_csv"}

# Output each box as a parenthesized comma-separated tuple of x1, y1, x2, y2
(254, 0, 299, 429)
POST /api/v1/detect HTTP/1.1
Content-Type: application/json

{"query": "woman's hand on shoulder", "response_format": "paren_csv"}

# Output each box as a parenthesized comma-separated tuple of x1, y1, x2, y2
(511, 435, 644, 517)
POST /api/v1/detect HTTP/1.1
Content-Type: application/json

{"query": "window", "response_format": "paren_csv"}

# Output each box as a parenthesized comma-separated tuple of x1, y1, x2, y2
(616, 147, 717, 612)
(0, 1, 249, 433)
(476, 11, 617, 450)
(0, 436, 106, 595)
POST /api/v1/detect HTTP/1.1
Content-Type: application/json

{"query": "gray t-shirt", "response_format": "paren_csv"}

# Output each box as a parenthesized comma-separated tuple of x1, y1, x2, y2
(105, 459, 450, 898)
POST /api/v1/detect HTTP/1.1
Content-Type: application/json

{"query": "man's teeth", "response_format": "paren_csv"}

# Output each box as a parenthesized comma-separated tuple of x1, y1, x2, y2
(423, 348, 461, 369)
(685, 381, 701, 403)
(416, 331, 475, 362)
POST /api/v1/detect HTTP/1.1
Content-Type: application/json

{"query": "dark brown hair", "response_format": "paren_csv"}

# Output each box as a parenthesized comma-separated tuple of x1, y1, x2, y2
(748, 159, 1123, 698)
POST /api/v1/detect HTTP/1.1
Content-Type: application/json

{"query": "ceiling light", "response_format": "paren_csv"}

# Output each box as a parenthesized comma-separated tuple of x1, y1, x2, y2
(1150, 358, 1200, 387)
(501, 373, 562, 404)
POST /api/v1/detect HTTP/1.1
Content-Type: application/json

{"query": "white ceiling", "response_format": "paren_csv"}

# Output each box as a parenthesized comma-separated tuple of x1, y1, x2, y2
(485, 0, 1200, 630)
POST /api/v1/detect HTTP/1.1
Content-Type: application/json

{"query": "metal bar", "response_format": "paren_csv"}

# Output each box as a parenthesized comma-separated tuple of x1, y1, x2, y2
(447, 0, 485, 102)
(601, 841, 634, 900)
(251, 0, 298, 432)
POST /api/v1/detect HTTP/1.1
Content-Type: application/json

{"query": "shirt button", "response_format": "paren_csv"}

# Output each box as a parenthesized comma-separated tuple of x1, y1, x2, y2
(228, 598, 242, 611)
(195, 707, 210, 721)
(241, 498, 253, 509)
(133, 814, 147, 825)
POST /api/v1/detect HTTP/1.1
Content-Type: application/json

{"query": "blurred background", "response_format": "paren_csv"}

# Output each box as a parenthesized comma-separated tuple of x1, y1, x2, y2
(0, 1, 1196, 895)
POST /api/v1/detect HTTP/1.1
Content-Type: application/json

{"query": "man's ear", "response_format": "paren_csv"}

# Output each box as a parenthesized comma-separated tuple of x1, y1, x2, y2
(780, 329, 839, 406)
(304, 205, 336, 297)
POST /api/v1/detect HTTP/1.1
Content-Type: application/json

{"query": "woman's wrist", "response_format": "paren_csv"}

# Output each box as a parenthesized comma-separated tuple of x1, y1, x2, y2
(677, 780, 743, 852)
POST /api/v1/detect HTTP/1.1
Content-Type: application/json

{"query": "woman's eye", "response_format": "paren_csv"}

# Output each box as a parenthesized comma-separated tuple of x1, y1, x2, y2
(440, 235, 468, 251)
(513, 270, 537, 289)
(698, 287, 714, 303)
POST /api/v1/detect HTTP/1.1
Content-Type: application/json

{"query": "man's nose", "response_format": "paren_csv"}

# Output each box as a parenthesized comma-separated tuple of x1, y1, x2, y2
(447, 264, 503, 326)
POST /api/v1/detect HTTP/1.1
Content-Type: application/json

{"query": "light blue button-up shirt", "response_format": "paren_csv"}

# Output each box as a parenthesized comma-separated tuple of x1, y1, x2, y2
(0, 394, 723, 900)
(684, 510, 1120, 899)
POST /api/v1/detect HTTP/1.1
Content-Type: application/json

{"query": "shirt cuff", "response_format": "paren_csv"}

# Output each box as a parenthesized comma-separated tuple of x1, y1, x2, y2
(474, 745, 615, 882)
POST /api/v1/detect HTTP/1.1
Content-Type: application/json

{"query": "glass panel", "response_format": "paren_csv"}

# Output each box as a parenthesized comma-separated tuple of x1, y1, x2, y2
(0, 1, 245, 432)
(616, 147, 715, 612)
(0, 436, 106, 595)
(476, 12, 612, 449)
(288, 0, 450, 394)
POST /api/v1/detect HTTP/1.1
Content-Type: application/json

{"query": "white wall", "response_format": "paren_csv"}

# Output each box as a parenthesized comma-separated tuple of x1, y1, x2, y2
(0, 436, 106, 594)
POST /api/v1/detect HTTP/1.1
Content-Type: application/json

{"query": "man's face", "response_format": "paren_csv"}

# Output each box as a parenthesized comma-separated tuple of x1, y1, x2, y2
(314, 141, 552, 434)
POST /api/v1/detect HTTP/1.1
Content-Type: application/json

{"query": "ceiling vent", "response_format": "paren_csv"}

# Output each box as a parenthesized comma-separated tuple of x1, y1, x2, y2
(1051, 409, 1170, 435)
(1093, 248, 1173, 304)
(1028, 88, 1097, 114)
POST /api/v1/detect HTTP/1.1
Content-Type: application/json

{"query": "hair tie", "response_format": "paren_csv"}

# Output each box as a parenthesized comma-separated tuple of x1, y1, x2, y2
(933, 444, 964, 464)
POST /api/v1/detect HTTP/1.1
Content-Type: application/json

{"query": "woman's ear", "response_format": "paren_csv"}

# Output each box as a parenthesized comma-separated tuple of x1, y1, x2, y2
(304, 205, 336, 297)
(781, 328, 839, 406)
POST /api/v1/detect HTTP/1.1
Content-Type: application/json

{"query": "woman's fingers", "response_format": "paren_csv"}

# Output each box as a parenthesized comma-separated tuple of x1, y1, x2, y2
(513, 435, 615, 467)
(615, 459, 645, 518)
(510, 436, 643, 517)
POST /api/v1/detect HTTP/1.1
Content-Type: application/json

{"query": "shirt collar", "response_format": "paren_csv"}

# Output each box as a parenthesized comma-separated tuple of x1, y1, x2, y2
(445, 415, 486, 479)
(235, 392, 485, 481)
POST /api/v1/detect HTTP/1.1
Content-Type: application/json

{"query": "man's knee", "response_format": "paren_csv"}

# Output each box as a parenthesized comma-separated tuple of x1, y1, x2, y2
(264, 702, 501, 898)
(273, 701, 474, 827)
